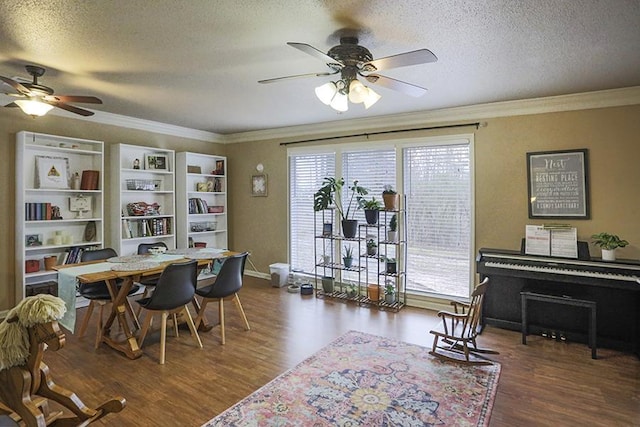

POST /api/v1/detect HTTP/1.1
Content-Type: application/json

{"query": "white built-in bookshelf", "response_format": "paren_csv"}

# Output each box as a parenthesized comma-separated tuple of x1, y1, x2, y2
(111, 144, 176, 256)
(15, 131, 104, 302)
(175, 152, 228, 250)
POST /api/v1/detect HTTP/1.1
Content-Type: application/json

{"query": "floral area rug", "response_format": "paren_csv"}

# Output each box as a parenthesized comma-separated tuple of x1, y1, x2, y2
(203, 330, 500, 426)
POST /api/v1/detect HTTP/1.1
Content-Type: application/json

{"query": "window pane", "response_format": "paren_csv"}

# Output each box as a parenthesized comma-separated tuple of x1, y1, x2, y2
(342, 149, 396, 284)
(289, 153, 335, 274)
(403, 143, 471, 298)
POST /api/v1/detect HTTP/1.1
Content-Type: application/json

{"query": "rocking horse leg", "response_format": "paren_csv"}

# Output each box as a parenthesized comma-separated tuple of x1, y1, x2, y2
(0, 367, 47, 427)
(36, 362, 98, 422)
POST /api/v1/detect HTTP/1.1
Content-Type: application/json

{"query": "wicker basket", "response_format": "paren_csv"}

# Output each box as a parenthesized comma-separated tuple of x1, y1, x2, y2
(126, 179, 161, 191)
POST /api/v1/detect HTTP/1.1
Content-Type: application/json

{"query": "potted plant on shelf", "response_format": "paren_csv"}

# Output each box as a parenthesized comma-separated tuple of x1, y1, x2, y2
(385, 257, 397, 274)
(384, 281, 396, 304)
(366, 238, 378, 256)
(314, 177, 369, 238)
(361, 197, 382, 225)
(343, 245, 354, 268)
(591, 232, 629, 261)
(345, 282, 358, 298)
(321, 276, 335, 293)
(382, 185, 399, 211)
(387, 214, 398, 242)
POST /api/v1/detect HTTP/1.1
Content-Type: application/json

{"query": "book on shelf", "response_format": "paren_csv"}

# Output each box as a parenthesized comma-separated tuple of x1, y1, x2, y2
(80, 170, 100, 190)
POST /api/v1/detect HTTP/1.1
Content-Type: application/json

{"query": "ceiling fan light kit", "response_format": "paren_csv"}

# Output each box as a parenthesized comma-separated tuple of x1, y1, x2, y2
(260, 36, 437, 112)
(1, 65, 102, 117)
(14, 99, 54, 116)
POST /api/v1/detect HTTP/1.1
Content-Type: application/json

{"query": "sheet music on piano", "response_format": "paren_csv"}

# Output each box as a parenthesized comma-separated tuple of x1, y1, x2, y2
(525, 224, 578, 258)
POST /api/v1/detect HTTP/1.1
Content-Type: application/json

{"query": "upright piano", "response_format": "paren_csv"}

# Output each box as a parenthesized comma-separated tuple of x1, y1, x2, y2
(477, 248, 640, 356)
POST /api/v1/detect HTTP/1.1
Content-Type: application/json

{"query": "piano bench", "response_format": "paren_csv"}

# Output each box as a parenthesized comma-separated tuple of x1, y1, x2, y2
(520, 291, 597, 359)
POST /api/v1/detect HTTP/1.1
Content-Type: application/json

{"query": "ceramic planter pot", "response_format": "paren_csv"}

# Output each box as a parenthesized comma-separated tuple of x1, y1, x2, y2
(364, 209, 379, 225)
(341, 219, 358, 238)
(383, 193, 399, 211)
(343, 257, 353, 268)
(601, 248, 616, 261)
(386, 262, 397, 274)
(367, 284, 380, 301)
(387, 230, 398, 242)
(385, 293, 396, 304)
(321, 276, 334, 293)
(367, 246, 377, 256)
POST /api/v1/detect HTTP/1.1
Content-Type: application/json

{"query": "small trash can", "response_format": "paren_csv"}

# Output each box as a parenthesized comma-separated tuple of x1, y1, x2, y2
(269, 263, 290, 287)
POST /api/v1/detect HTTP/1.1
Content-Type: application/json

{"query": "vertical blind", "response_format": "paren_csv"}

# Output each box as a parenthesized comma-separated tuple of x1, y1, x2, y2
(289, 153, 335, 274)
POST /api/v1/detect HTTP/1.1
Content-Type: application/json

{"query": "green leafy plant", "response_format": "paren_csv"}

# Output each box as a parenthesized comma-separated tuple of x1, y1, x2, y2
(360, 197, 382, 210)
(343, 245, 354, 259)
(366, 239, 377, 249)
(591, 232, 629, 250)
(389, 214, 397, 232)
(313, 177, 369, 221)
(382, 185, 396, 195)
(384, 282, 395, 295)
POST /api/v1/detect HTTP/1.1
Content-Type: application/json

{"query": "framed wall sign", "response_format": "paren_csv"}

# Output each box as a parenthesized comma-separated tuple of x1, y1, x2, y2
(526, 149, 590, 219)
(251, 174, 267, 197)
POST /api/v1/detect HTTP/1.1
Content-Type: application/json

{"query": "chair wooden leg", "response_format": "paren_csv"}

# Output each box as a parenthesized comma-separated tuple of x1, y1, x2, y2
(219, 299, 225, 345)
(182, 306, 202, 349)
(77, 301, 95, 338)
(172, 314, 179, 338)
(159, 312, 168, 364)
(233, 294, 251, 331)
(138, 312, 154, 347)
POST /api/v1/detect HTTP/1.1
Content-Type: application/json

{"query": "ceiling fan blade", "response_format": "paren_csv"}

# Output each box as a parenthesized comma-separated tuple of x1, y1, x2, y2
(45, 95, 103, 104)
(4, 102, 19, 107)
(363, 49, 437, 72)
(364, 74, 427, 97)
(287, 42, 344, 67)
(45, 100, 95, 116)
(259, 70, 338, 84)
(0, 75, 31, 95)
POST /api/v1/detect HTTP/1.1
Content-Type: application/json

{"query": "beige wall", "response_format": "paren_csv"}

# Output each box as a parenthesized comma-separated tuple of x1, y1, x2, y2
(2, 104, 639, 310)
(227, 105, 640, 274)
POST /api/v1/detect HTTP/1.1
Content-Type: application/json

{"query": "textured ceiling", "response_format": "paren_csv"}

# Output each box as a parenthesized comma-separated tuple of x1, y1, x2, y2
(0, 0, 639, 135)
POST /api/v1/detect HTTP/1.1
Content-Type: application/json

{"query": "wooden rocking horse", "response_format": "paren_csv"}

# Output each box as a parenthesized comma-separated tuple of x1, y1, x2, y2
(0, 294, 125, 426)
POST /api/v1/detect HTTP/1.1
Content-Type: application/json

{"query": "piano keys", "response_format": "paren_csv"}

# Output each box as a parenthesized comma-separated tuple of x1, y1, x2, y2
(477, 248, 640, 356)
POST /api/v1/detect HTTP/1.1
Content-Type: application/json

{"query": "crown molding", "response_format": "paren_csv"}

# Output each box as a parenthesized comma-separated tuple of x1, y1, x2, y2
(5, 86, 637, 143)
(224, 86, 640, 144)
(48, 107, 224, 143)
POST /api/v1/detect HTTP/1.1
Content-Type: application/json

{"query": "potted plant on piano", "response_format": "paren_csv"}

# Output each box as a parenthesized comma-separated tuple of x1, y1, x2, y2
(591, 232, 629, 261)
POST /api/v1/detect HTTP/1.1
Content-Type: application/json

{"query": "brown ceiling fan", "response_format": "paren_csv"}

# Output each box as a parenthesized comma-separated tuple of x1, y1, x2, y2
(259, 36, 438, 99)
(0, 65, 102, 116)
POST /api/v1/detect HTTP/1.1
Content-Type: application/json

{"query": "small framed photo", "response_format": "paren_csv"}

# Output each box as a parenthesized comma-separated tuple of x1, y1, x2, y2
(251, 174, 267, 197)
(26, 234, 43, 247)
(145, 154, 168, 170)
(35, 155, 70, 189)
(214, 160, 225, 175)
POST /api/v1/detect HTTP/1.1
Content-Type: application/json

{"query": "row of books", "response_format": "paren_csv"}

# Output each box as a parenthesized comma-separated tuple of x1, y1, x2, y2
(25, 202, 54, 221)
(122, 218, 172, 239)
(188, 198, 209, 214)
(61, 245, 100, 265)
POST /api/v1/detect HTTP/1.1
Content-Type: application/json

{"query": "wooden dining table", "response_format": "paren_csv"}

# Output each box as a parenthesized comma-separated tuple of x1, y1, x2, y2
(54, 250, 235, 359)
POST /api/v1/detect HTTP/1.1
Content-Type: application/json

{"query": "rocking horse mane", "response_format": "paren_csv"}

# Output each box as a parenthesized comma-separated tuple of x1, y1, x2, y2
(0, 294, 66, 371)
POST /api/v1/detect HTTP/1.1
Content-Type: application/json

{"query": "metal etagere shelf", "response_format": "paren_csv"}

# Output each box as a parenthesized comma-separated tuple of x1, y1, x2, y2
(313, 197, 406, 312)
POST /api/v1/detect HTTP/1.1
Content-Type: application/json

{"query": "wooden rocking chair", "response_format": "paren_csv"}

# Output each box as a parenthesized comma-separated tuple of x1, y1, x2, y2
(429, 278, 498, 365)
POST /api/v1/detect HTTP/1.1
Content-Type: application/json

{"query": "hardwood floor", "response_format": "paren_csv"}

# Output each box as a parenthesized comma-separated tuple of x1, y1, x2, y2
(39, 276, 640, 426)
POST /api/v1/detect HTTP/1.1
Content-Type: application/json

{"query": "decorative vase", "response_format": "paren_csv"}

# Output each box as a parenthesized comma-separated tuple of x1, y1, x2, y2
(364, 209, 379, 225)
(321, 276, 334, 293)
(383, 193, 399, 211)
(601, 249, 616, 261)
(341, 219, 358, 238)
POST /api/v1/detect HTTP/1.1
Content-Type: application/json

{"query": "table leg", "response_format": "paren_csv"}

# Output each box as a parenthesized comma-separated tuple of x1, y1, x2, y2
(102, 277, 143, 359)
